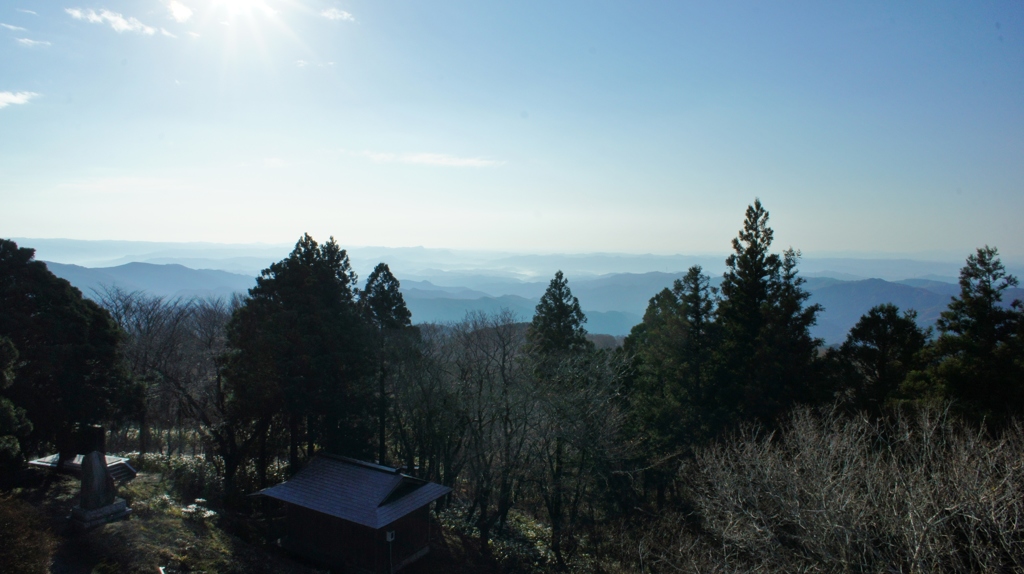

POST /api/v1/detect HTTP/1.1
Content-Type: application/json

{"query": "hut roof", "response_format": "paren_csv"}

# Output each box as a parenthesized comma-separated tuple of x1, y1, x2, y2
(256, 454, 451, 529)
(28, 453, 137, 481)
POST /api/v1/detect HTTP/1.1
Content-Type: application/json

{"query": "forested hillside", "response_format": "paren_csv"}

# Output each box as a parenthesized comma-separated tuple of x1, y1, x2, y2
(3, 200, 1024, 573)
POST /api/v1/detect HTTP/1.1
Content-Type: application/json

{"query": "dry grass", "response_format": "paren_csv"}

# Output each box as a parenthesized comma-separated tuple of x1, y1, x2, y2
(0, 494, 58, 574)
(2, 469, 322, 574)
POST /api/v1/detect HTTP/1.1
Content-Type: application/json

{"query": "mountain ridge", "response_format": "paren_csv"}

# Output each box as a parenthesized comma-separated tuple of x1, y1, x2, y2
(39, 259, 1024, 344)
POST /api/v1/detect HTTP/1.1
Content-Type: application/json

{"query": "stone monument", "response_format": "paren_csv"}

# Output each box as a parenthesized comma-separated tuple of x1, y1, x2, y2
(71, 425, 131, 529)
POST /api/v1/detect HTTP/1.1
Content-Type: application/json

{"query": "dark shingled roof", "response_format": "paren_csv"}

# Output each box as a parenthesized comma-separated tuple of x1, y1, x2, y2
(256, 455, 452, 529)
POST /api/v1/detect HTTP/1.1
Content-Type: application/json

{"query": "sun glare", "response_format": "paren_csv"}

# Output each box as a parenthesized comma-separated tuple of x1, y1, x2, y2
(212, 0, 277, 18)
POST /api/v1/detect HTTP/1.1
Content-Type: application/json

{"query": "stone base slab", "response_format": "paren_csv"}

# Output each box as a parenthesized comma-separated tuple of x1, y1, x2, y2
(72, 498, 131, 529)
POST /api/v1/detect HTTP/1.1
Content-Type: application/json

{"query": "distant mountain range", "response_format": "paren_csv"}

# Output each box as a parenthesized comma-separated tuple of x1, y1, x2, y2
(40, 259, 1024, 345)
(17, 237, 1022, 282)
(45, 262, 256, 300)
(12, 238, 1023, 344)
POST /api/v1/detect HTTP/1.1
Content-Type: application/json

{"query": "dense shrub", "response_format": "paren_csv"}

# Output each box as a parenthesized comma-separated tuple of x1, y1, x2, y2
(636, 407, 1024, 573)
(128, 453, 224, 505)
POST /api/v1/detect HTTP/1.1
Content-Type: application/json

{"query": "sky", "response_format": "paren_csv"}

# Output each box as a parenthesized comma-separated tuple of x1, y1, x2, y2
(1, 1, 1022, 260)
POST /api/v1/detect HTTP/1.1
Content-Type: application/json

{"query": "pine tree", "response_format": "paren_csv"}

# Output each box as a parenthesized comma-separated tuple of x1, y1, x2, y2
(626, 266, 721, 450)
(527, 270, 596, 569)
(0, 337, 31, 470)
(362, 263, 413, 465)
(624, 264, 722, 508)
(769, 248, 826, 406)
(838, 304, 928, 412)
(225, 234, 373, 471)
(0, 239, 129, 459)
(363, 263, 412, 330)
(931, 246, 1023, 421)
(715, 200, 823, 424)
(528, 270, 593, 357)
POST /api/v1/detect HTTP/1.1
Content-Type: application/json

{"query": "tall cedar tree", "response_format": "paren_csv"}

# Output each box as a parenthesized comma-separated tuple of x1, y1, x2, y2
(715, 200, 823, 425)
(931, 246, 1022, 422)
(224, 234, 373, 472)
(837, 304, 927, 413)
(528, 270, 593, 359)
(623, 266, 718, 507)
(362, 263, 413, 465)
(625, 266, 719, 455)
(527, 270, 594, 570)
(0, 239, 130, 460)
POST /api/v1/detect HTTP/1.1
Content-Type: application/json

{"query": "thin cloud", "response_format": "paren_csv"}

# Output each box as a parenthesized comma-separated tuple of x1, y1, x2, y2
(66, 8, 156, 35)
(357, 151, 504, 168)
(16, 9, 37, 16)
(161, 28, 176, 38)
(16, 38, 50, 46)
(296, 60, 334, 68)
(167, 1, 193, 23)
(321, 8, 354, 21)
(404, 153, 504, 167)
(1, 23, 27, 31)
(0, 91, 39, 109)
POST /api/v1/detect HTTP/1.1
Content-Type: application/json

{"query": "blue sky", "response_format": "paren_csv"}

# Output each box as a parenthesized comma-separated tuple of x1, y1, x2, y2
(1, 1, 1022, 260)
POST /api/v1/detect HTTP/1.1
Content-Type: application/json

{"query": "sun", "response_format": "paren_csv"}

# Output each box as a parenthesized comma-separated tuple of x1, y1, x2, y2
(210, 0, 277, 19)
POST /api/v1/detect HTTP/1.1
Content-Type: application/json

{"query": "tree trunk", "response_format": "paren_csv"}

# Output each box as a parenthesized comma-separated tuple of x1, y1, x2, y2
(378, 367, 387, 465)
(476, 496, 494, 559)
(548, 437, 568, 571)
(139, 409, 149, 455)
(223, 451, 240, 507)
(306, 415, 314, 460)
(289, 414, 299, 473)
(258, 424, 269, 489)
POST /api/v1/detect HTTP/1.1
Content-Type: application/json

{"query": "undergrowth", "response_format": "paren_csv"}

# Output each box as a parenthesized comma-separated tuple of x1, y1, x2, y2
(610, 407, 1024, 573)
(0, 494, 57, 574)
(436, 502, 603, 573)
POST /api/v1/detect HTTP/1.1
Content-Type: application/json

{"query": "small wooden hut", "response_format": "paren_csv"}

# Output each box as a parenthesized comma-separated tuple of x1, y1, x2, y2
(257, 454, 451, 573)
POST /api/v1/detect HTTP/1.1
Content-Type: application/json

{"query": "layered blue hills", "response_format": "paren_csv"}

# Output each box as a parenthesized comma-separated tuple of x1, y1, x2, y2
(41, 259, 1024, 345)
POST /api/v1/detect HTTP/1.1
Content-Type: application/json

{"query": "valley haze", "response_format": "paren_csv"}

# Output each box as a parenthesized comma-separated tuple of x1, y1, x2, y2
(15, 238, 1024, 345)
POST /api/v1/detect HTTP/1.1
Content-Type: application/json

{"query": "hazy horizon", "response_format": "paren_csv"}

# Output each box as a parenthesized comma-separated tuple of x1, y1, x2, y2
(2, 2, 1022, 258)
(13, 237, 1022, 286)
(11, 236, 1021, 263)
(18, 236, 1024, 343)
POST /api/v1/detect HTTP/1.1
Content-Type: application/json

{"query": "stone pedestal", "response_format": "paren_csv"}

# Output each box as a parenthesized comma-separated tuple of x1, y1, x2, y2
(72, 497, 131, 529)
(71, 444, 131, 529)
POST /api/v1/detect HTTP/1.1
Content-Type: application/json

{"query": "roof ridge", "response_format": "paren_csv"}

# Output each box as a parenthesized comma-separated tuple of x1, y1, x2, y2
(377, 474, 407, 507)
(319, 453, 401, 474)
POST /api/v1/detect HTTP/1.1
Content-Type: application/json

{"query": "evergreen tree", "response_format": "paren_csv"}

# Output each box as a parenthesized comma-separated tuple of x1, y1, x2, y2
(361, 262, 413, 465)
(678, 266, 718, 407)
(0, 239, 129, 458)
(363, 263, 412, 330)
(0, 337, 31, 470)
(930, 246, 1023, 421)
(527, 270, 597, 569)
(837, 304, 928, 412)
(715, 200, 823, 424)
(769, 248, 826, 405)
(623, 266, 719, 507)
(224, 234, 373, 471)
(625, 266, 720, 454)
(527, 270, 593, 357)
